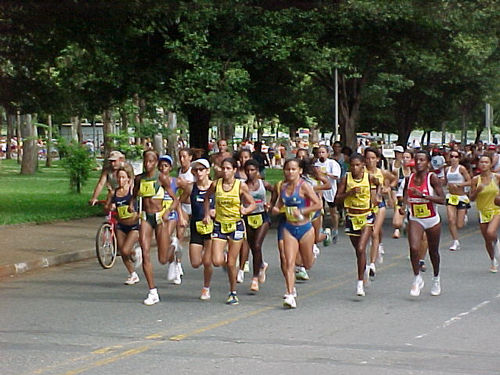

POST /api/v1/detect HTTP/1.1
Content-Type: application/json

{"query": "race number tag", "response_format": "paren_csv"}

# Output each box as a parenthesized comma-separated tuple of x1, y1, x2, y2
(413, 204, 431, 218)
(285, 206, 299, 222)
(117, 205, 133, 220)
(196, 220, 214, 235)
(351, 215, 367, 231)
(139, 180, 156, 197)
(221, 221, 237, 234)
(448, 195, 459, 206)
(247, 214, 263, 229)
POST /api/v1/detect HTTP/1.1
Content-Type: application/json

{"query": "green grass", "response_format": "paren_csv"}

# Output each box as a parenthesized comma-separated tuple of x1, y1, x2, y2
(0, 159, 104, 225)
(264, 168, 284, 185)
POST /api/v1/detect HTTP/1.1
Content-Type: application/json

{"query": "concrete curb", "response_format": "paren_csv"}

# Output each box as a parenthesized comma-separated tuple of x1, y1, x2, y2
(0, 248, 96, 278)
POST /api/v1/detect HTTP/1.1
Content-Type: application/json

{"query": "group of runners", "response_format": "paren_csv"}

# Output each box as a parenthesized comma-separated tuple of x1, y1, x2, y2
(88, 139, 500, 308)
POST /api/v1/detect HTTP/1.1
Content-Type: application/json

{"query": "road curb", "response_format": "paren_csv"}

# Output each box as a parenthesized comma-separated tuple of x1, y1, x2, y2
(0, 248, 96, 278)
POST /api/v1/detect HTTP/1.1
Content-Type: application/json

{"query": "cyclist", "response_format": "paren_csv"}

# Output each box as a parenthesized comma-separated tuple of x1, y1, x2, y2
(105, 164, 142, 285)
(131, 150, 179, 306)
(89, 151, 126, 206)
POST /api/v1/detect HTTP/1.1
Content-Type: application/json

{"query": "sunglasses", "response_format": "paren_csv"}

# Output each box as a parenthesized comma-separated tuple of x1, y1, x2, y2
(192, 167, 207, 172)
(450, 155, 459, 158)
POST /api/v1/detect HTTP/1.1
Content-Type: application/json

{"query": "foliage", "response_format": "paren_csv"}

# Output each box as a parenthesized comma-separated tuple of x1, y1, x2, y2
(60, 141, 95, 193)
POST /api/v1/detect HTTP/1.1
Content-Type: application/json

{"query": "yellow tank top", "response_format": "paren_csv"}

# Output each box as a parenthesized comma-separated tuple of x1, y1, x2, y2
(215, 178, 241, 223)
(344, 172, 371, 211)
(476, 175, 500, 212)
(369, 167, 384, 188)
(138, 174, 164, 199)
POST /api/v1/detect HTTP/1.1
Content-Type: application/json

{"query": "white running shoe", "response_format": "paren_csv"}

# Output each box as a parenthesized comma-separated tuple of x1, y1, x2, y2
(283, 294, 297, 309)
(144, 289, 159, 305)
(237, 269, 245, 283)
(431, 276, 441, 296)
(243, 261, 250, 273)
(377, 244, 384, 264)
(449, 240, 460, 251)
(258, 262, 268, 284)
(410, 275, 424, 297)
(356, 281, 365, 297)
(124, 272, 140, 285)
(167, 262, 177, 281)
(172, 262, 182, 285)
(292, 287, 297, 298)
(200, 287, 211, 300)
(132, 245, 142, 269)
(313, 244, 320, 259)
(295, 266, 309, 281)
(490, 258, 499, 273)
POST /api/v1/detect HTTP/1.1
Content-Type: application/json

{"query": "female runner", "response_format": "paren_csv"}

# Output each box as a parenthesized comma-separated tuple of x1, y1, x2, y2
(337, 153, 380, 297)
(203, 158, 256, 305)
(179, 158, 215, 300)
(392, 150, 414, 238)
(444, 150, 471, 251)
(271, 159, 322, 308)
(364, 147, 395, 277)
(131, 150, 179, 305)
(106, 165, 142, 285)
(235, 148, 252, 282)
(177, 148, 196, 241)
(402, 150, 445, 297)
(470, 155, 500, 272)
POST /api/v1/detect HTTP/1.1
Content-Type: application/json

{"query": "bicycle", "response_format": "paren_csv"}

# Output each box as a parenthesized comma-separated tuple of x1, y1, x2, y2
(95, 201, 118, 269)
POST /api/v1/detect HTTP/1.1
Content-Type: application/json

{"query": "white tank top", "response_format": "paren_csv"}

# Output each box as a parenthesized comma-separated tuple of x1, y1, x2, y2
(446, 165, 464, 185)
(179, 167, 195, 183)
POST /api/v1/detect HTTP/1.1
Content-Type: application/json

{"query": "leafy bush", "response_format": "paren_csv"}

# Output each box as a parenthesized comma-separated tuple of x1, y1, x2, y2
(61, 141, 96, 193)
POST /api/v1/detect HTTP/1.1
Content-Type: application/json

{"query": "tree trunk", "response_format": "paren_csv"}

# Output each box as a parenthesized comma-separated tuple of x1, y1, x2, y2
(441, 122, 446, 145)
(166, 111, 178, 164)
(77, 117, 83, 143)
(310, 126, 319, 145)
(70, 116, 79, 142)
(20, 114, 38, 175)
(186, 106, 211, 150)
(461, 108, 468, 145)
(133, 93, 141, 146)
(119, 106, 128, 132)
(6, 113, 15, 159)
(338, 74, 365, 150)
(420, 131, 427, 146)
(102, 109, 113, 157)
(16, 111, 21, 164)
(46, 114, 53, 167)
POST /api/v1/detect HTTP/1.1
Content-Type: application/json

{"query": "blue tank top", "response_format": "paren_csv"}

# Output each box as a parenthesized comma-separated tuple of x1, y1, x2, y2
(163, 177, 178, 201)
(281, 179, 306, 209)
(190, 184, 215, 221)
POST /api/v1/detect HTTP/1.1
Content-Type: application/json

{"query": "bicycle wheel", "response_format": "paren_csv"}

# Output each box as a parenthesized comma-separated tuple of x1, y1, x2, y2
(95, 223, 117, 269)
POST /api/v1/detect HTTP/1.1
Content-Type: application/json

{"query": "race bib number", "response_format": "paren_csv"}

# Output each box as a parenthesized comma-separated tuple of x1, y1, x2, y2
(448, 195, 459, 206)
(351, 215, 367, 231)
(117, 205, 133, 220)
(196, 220, 214, 235)
(247, 214, 263, 229)
(139, 180, 156, 197)
(221, 221, 237, 234)
(285, 206, 299, 222)
(413, 204, 431, 218)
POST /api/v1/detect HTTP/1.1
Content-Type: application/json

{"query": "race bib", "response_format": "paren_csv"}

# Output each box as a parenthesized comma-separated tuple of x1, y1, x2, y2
(413, 204, 431, 218)
(247, 214, 263, 229)
(351, 215, 367, 231)
(221, 221, 237, 234)
(196, 220, 214, 235)
(139, 180, 156, 197)
(285, 206, 299, 222)
(117, 205, 133, 220)
(448, 195, 459, 206)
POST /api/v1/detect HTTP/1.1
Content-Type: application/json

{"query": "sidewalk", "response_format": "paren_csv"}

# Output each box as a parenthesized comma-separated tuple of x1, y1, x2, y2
(0, 217, 104, 278)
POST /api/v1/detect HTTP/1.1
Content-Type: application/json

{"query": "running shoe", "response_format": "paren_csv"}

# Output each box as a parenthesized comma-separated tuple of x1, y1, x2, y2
(331, 229, 338, 244)
(431, 276, 441, 296)
(124, 272, 140, 285)
(392, 229, 400, 239)
(292, 287, 297, 298)
(363, 265, 370, 286)
(250, 278, 259, 292)
(132, 245, 143, 269)
(449, 240, 460, 251)
(410, 276, 424, 297)
(295, 267, 309, 281)
(323, 228, 332, 246)
(144, 290, 160, 305)
(313, 244, 320, 259)
(258, 262, 269, 284)
(172, 262, 182, 285)
(377, 243, 384, 264)
(369, 263, 376, 281)
(237, 269, 245, 283)
(419, 259, 427, 272)
(243, 261, 250, 273)
(356, 282, 365, 297)
(283, 294, 297, 309)
(490, 258, 499, 273)
(226, 292, 239, 305)
(167, 262, 178, 281)
(200, 287, 211, 301)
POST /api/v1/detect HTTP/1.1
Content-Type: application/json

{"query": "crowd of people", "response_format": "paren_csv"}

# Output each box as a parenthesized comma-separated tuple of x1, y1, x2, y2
(88, 138, 500, 308)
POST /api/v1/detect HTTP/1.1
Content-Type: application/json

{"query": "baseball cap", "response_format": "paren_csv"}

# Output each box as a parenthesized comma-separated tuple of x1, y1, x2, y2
(108, 151, 125, 160)
(159, 155, 173, 165)
(191, 158, 210, 169)
(394, 145, 404, 153)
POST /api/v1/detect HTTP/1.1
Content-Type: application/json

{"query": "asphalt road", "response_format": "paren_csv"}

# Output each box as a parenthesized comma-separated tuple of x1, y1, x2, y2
(2, 207, 500, 375)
